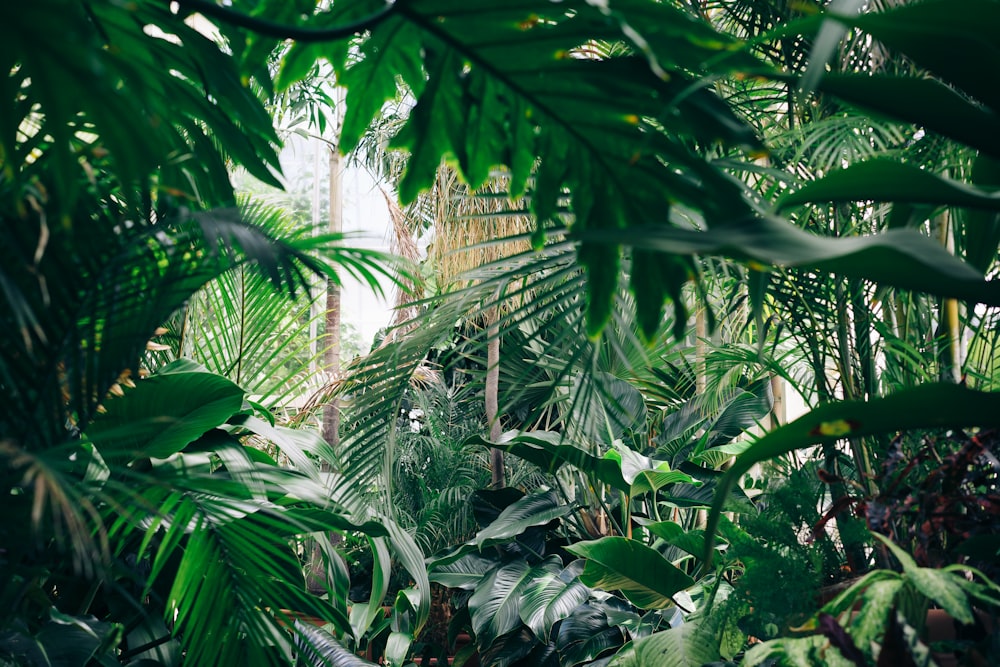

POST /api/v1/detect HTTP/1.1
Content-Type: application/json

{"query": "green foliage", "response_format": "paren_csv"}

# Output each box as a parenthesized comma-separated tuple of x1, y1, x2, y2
(745, 534, 1000, 667)
(8, 0, 1000, 665)
(427, 488, 682, 667)
(723, 468, 857, 640)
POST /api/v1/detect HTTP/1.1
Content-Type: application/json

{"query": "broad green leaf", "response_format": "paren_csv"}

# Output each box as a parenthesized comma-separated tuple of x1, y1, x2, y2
(742, 635, 852, 667)
(607, 445, 697, 498)
(349, 536, 391, 641)
(873, 534, 974, 625)
(636, 520, 707, 559)
(705, 384, 1000, 562)
(428, 552, 497, 590)
(386, 519, 431, 637)
(580, 214, 1000, 307)
(295, 622, 377, 667)
(666, 463, 755, 513)
(36, 609, 122, 667)
(470, 487, 526, 529)
(474, 489, 570, 548)
(850, 0, 1000, 112)
(699, 380, 772, 449)
(818, 570, 901, 620)
(518, 560, 589, 641)
(566, 537, 694, 610)
(474, 431, 630, 492)
(469, 559, 534, 647)
(850, 578, 903, 649)
(608, 616, 721, 667)
(479, 431, 688, 498)
(477, 627, 538, 667)
(555, 603, 626, 666)
(813, 73, 1000, 158)
(778, 160, 1000, 212)
(961, 154, 1000, 272)
(85, 371, 244, 462)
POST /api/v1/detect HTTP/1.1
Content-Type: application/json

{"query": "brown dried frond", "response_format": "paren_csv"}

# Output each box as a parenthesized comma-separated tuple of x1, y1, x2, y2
(432, 168, 533, 292)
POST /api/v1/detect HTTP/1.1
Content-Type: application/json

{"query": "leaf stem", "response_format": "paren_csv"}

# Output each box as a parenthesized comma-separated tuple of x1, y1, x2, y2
(172, 0, 397, 42)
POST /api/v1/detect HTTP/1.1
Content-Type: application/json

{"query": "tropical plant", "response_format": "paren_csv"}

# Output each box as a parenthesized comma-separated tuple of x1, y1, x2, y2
(9, 0, 1000, 665)
(743, 534, 1000, 667)
(0, 1, 409, 664)
(427, 487, 687, 667)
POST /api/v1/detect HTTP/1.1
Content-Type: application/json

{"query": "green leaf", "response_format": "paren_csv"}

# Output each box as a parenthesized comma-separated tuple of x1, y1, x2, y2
(580, 214, 1000, 307)
(555, 603, 626, 666)
(36, 609, 122, 667)
(340, 16, 425, 155)
(477, 627, 538, 667)
(607, 446, 697, 499)
(518, 560, 589, 641)
(295, 622, 377, 666)
(961, 154, 1000, 273)
(778, 160, 1000, 212)
(479, 431, 687, 498)
(85, 371, 245, 462)
(475, 431, 630, 493)
(428, 552, 497, 590)
(566, 537, 694, 610)
(812, 73, 1000, 158)
(474, 489, 570, 548)
(636, 520, 707, 560)
(849, 578, 903, 649)
(873, 534, 975, 625)
(470, 487, 526, 529)
(705, 384, 1000, 562)
(469, 559, 534, 648)
(850, 0, 1000, 113)
(392, 47, 463, 204)
(607, 615, 721, 667)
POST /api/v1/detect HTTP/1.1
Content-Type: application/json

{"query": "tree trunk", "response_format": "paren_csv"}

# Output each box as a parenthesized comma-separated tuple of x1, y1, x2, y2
(321, 141, 343, 450)
(486, 317, 504, 488)
(309, 95, 344, 596)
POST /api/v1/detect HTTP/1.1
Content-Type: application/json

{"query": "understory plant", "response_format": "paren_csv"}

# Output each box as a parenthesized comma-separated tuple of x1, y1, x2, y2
(427, 487, 687, 667)
(742, 534, 1000, 667)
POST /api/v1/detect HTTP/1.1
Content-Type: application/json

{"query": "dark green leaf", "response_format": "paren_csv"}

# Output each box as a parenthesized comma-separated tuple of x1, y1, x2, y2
(566, 537, 694, 610)
(778, 160, 1000, 212)
(85, 371, 244, 462)
(706, 384, 1000, 562)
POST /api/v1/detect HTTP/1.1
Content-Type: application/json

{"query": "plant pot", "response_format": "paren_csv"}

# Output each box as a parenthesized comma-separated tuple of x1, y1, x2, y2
(924, 608, 994, 667)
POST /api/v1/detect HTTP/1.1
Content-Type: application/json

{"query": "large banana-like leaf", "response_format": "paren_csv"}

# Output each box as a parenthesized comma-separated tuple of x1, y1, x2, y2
(555, 602, 627, 666)
(295, 622, 377, 667)
(581, 215, 1000, 306)
(777, 160, 1000, 212)
(474, 489, 570, 549)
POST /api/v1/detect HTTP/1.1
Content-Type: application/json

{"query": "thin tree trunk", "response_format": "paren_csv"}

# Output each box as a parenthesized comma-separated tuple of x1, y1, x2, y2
(309, 92, 344, 596)
(769, 374, 784, 429)
(486, 316, 504, 488)
(695, 307, 708, 396)
(934, 209, 963, 383)
(321, 142, 343, 450)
